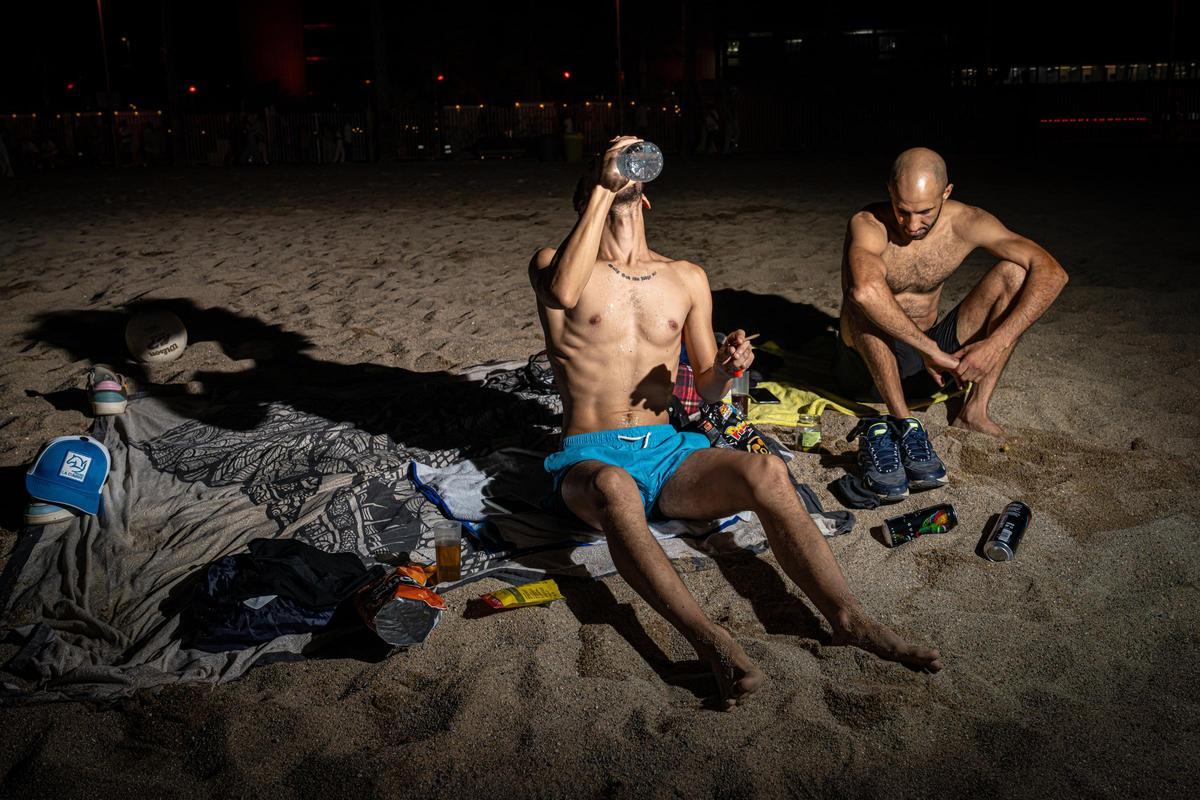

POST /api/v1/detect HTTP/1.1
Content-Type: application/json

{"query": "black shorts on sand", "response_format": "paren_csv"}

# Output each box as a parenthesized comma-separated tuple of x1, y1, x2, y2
(832, 303, 963, 402)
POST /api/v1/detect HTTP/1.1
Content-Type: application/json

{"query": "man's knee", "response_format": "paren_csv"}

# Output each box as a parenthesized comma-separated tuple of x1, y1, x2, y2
(840, 300, 873, 342)
(992, 260, 1027, 298)
(742, 455, 792, 504)
(591, 464, 639, 502)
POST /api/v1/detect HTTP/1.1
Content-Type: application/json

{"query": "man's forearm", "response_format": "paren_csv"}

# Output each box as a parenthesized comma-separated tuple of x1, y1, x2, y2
(852, 288, 942, 356)
(694, 365, 733, 404)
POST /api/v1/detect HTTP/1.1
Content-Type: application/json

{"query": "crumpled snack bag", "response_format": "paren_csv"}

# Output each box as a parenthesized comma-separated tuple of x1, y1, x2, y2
(355, 563, 446, 647)
(685, 401, 794, 462)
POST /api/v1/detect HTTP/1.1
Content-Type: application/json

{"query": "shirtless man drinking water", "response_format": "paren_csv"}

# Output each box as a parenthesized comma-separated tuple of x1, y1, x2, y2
(530, 136, 942, 707)
(835, 147, 1068, 502)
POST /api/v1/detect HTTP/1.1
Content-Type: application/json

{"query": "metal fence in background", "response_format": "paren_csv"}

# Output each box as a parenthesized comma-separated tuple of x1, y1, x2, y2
(390, 101, 683, 160)
(0, 110, 373, 168)
(2, 82, 1197, 173)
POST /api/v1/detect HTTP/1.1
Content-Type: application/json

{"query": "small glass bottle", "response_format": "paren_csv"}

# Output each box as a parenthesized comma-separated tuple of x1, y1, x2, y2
(794, 413, 822, 452)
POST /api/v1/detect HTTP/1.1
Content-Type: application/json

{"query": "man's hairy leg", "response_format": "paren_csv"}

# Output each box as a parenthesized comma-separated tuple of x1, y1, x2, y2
(950, 261, 1026, 436)
(561, 460, 764, 707)
(842, 304, 912, 418)
(657, 449, 943, 672)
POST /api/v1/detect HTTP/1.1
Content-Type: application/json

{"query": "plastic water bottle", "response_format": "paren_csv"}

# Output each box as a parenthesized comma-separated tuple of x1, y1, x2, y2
(617, 141, 664, 182)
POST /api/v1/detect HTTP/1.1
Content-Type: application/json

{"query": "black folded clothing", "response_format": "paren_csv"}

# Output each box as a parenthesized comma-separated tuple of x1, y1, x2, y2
(831, 474, 883, 510)
(189, 538, 380, 652)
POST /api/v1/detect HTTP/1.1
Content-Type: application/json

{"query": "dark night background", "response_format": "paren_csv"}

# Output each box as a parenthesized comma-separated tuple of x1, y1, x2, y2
(1, 1, 1197, 162)
(1, 5, 1199, 800)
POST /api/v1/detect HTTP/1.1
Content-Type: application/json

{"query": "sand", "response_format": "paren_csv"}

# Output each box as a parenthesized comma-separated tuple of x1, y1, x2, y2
(0, 151, 1197, 799)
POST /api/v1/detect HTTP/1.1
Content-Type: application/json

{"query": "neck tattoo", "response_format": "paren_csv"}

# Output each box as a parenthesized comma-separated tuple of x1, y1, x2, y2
(608, 263, 657, 282)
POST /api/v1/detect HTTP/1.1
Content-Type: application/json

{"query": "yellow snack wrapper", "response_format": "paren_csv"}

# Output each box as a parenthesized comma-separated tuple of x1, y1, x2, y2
(479, 579, 564, 610)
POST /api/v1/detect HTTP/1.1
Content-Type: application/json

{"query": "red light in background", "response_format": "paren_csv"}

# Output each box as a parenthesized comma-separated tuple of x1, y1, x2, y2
(66, 82, 76, 91)
(563, 71, 571, 79)
(363, 79, 372, 85)
(1038, 115, 1149, 124)
(436, 74, 445, 82)
(187, 85, 197, 94)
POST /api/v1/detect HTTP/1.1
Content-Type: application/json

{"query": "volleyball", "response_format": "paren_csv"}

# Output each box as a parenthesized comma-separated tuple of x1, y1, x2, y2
(125, 310, 188, 363)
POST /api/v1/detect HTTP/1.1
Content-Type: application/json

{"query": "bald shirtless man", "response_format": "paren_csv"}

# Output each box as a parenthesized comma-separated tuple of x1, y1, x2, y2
(530, 136, 942, 708)
(834, 147, 1068, 501)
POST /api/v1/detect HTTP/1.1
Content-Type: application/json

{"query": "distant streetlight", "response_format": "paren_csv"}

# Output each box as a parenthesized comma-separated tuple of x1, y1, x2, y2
(563, 70, 571, 79)
(96, 0, 118, 165)
(187, 84, 197, 94)
(615, 0, 624, 127)
(436, 73, 445, 82)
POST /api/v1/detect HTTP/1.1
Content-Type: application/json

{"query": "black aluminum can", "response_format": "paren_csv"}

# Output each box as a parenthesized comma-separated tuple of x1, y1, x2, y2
(983, 501, 1032, 562)
(884, 503, 957, 547)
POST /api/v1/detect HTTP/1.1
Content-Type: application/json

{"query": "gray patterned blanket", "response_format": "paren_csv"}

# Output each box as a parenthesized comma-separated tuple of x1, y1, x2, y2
(0, 358, 839, 702)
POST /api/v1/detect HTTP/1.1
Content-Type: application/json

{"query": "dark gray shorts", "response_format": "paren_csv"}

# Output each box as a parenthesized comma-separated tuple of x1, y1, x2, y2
(833, 303, 964, 402)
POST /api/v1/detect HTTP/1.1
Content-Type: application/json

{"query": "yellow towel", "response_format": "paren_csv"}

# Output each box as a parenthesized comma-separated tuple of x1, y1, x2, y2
(745, 339, 968, 426)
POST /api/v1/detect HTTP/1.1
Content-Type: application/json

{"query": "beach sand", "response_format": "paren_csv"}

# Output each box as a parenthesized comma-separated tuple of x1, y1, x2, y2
(0, 152, 1197, 798)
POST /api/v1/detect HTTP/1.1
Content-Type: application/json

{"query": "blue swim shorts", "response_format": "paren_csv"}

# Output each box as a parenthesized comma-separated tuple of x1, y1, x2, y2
(543, 424, 710, 519)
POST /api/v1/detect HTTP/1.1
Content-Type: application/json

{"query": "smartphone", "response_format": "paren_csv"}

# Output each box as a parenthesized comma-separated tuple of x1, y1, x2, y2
(749, 386, 780, 404)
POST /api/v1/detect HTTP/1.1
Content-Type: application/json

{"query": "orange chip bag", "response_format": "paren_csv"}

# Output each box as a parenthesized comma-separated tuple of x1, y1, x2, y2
(356, 564, 445, 647)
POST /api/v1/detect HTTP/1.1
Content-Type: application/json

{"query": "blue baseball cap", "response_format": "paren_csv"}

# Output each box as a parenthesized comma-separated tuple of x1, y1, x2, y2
(26, 435, 111, 516)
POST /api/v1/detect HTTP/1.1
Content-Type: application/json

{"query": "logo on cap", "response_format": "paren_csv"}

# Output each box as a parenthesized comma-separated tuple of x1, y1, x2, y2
(26, 434, 111, 516)
(60, 451, 93, 483)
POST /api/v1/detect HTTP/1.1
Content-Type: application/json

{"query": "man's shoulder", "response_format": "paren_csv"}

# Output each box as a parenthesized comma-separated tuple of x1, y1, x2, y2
(529, 246, 557, 270)
(848, 206, 890, 247)
(946, 200, 1000, 240)
(670, 257, 706, 275)
(649, 251, 707, 279)
(853, 202, 892, 223)
(528, 248, 558, 307)
(667, 258, 710, 289)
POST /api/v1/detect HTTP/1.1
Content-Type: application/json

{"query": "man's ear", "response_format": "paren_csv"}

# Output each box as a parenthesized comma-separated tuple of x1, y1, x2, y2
(943, 183, 954, 201)
(641, 194, 651, 210)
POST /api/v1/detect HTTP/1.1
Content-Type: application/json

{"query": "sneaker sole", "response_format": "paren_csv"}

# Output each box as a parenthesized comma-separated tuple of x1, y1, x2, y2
(25, 508, 76, 525)
(908, 475, 949, 491)
(866, 485, 910, 503)
(91, 400, 128, 415)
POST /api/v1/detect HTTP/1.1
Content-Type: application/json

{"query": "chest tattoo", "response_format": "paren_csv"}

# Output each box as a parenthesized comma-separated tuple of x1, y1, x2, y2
(608, 263, 657, 282)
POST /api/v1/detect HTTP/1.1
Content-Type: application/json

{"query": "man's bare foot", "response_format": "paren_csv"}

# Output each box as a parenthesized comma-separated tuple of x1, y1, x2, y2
(831, 614, 943, 673)
(951, 405, 1005, 437)
(695, 627, 765, 709)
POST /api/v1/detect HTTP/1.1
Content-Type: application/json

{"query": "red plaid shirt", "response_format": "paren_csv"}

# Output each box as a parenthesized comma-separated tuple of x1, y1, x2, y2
(672, 362, 702, 415)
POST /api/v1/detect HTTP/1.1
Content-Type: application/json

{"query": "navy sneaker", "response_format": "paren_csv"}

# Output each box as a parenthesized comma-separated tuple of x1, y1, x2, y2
(893, 416, 949, 490)
(846, 417, 909, 502)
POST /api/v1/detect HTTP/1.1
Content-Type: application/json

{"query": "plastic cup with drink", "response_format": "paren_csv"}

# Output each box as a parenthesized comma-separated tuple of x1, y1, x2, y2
(720, 332, 758, 416)
(432, 520, 462, 582)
